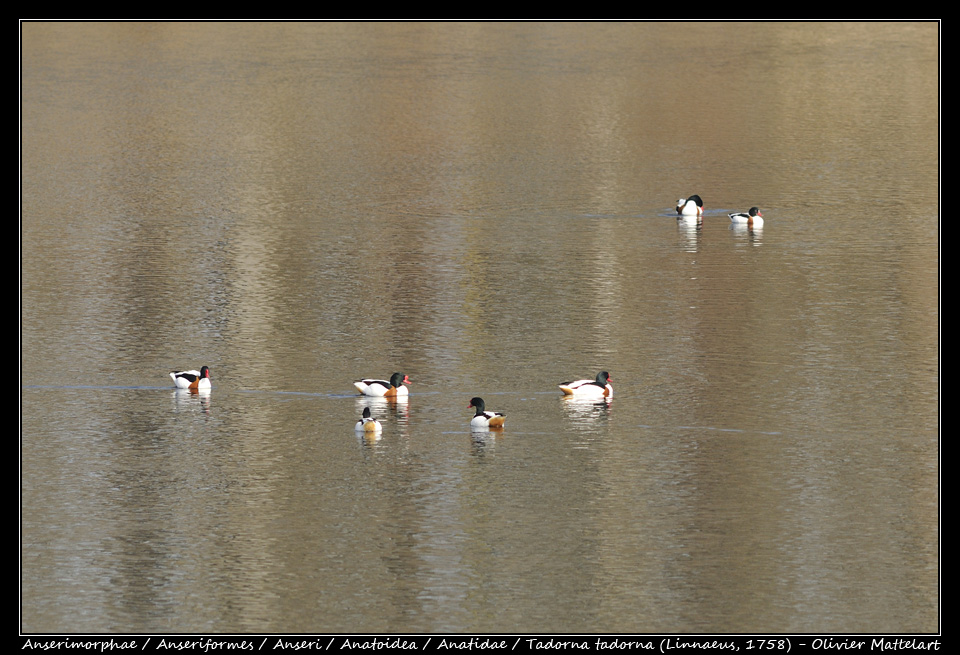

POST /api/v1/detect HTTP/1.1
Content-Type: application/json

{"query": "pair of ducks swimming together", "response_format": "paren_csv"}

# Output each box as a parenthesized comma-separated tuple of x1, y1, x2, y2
(677, 195, 764, 227)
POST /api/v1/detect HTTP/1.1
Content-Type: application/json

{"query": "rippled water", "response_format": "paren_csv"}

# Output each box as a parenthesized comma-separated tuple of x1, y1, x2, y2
(21, 22, 938, 633)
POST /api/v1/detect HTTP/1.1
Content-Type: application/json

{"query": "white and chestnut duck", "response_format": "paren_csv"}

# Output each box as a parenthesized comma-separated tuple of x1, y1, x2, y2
(170, 366, 211, 390)
(558, 371, 613, 399)
(729, 207, 763, 227)
(355, 407, 383, 433)
(468, 397, 506, 428)
(676, 195, 704, 217)
(353, 372, 411, 397)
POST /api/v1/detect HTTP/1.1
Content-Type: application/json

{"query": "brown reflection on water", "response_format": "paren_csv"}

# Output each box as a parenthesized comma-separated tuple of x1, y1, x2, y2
(22, 21, 938, 633)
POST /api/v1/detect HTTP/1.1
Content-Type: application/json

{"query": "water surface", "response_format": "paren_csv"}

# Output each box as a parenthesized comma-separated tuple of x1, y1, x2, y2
(21, 21, 939, 634)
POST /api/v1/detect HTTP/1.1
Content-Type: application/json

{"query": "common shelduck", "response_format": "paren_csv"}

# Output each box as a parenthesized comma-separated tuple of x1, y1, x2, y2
(559, 371, 613, 399)
(468, 397, 506, 428)
(676, 195, 704, 217)
(729, 207, 763, 227)
(353, 372, 411, 397)
(170, 366, 211, 390)
(355, 407, 383, 433)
